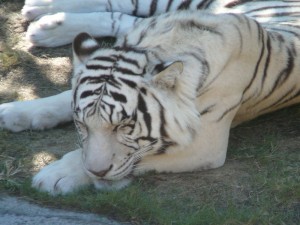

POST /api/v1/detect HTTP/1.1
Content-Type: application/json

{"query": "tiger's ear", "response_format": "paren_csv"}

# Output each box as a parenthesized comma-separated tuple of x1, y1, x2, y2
(73, 33, 101, 65)
(152, 62, 183, 89)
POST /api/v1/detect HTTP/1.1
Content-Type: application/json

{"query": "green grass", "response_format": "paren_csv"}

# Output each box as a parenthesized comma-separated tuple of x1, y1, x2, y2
(0, 106, 299, 225)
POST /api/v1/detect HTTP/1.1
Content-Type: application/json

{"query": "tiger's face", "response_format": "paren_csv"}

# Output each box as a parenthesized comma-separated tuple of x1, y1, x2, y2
(72, 33, 198, 182)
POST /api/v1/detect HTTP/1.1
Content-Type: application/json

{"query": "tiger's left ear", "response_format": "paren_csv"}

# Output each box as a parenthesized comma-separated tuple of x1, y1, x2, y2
(152, 61, 183, 89)
(73, 32, 101, 65)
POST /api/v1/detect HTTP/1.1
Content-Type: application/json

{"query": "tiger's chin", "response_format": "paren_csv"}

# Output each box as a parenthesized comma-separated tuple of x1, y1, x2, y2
(32, 149, 132, 195)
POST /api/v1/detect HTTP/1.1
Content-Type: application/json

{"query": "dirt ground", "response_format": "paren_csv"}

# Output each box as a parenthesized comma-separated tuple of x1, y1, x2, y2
(0, 0, 299, 224)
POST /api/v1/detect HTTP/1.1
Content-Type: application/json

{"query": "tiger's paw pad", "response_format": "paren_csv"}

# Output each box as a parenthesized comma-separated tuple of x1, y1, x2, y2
(26, 13, 74, 47)
(32, 150, 92, 195)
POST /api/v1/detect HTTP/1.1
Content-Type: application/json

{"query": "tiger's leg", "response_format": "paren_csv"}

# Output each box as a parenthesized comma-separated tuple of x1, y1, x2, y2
(32, 148, 132, 195)
(26, 12, 140, 47)
(134, 117, 233, 175)
(22, 0, 231, 21)
(22, 0, 109, 21)
(0, 90, 72, 132)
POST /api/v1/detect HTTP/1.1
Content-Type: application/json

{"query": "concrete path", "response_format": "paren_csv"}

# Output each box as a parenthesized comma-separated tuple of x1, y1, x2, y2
(0, 195, 129, 225)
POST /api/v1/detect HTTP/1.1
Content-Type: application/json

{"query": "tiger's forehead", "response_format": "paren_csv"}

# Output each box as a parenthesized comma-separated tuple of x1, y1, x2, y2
(73, 47, 148, 118)
(85, 47, 148, 73)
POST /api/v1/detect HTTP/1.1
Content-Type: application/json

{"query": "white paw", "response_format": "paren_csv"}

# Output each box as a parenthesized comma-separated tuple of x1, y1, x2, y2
(26, 13, 78, 47)
(0, 101, 61, 132)
(32, 149, 131, 195)
(32, 149, 92, 195)
(22, 1, 51, 21)
(22, 0, 107, 21)
(0, 92, 72, 132)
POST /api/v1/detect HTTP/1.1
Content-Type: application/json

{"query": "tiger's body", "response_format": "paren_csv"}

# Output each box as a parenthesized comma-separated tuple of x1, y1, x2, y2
(0, 0, 300, 195)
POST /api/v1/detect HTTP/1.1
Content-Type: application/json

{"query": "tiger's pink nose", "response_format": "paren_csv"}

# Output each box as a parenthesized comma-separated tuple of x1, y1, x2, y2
(88, 165, 112, 177)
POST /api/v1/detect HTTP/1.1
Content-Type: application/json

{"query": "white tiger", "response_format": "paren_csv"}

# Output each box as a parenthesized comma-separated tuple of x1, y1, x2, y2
(0, 0, 300, 195)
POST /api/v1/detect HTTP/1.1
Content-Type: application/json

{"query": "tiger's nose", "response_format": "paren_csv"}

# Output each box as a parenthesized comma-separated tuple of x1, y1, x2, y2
(88, 164, 113, 177)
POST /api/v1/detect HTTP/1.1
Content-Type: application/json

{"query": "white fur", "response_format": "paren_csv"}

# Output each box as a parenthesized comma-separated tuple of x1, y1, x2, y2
(32, 149, 132, 195)
(22, 0, 300, 47)
(1, 0, 300, 195)
(26, 12, 137, 47)
(32, 149, 92, 195)
(0, 91, 72, 132)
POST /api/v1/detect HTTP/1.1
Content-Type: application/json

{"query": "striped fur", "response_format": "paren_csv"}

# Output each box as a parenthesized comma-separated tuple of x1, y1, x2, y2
(70, 2, 300, 181)
(0, 0, 299, 194)
(23, 0, 300, 47)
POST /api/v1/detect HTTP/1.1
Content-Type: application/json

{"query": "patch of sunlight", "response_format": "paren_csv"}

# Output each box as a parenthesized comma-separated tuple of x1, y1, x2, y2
(0, 85, 39, 101)
(31, 151, 57, 172)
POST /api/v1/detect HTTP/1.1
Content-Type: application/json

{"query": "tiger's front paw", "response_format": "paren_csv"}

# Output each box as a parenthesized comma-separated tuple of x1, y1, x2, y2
(32, 149, 92, 195)
(0, 101, 63, 132)
(0, 92, 72, 132)
(32, 149, 132, 195)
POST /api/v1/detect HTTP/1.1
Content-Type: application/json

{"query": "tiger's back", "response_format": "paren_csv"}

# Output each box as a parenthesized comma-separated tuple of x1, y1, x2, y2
(112, 10, 300, 127)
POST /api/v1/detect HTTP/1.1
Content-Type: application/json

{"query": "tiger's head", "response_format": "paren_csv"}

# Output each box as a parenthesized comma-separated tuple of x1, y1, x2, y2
(71, 33, 200, 183)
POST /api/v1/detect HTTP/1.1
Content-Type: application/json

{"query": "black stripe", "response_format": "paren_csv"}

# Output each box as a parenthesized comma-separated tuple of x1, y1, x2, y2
(261, 35, 272, 89)
(251, 12, 300, 18)
(245, 34, 271, 109)
(200, 104, 215, 115)
(80, 76, 104, 85)
(80, 75, 121, 89)
(86, 64, 110, 70)
(166, 0, 174, 12)
(197, 0, 214, 9)
(114, 67, 143, 76)
(101, 99, 115, 123)
(242, 21, 265, 98)
(225, 0, 254, 8)
(113, 156, 134, 177)
(93, 56, 115, 62)
(245, 5, 300, 14)
(80, 90, 94, 99)
(217, 98, 242, 122)
(263, 48, 295, 100)
(118, 55, 141, 68)
(258, 86, 297, 114)
(137, 94, 152, 135)
(119, 78, 137, 88)
(178, 0, 192, 10)
(277, 89, 300, 107)
(179, 20, 223, 36)
(85, 102, 97, 117)
(132, 0, 138, 16)
(136, 136, 157, 145)
(151, 94, 168, 137)
(110, 91, 127, 103)
(135, 29, 148, 45)
(114, 46, 146, 54)
(149, 0, 158, 16)
(268, 28, 300, 39)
